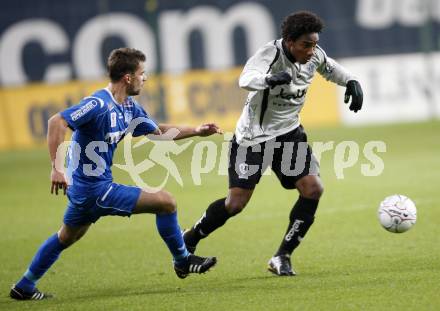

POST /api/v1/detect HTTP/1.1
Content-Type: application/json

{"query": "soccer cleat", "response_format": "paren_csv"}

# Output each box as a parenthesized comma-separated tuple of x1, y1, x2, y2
(182, 229, 197, 254)
(9, 284, 52, 300)
(174, 254, 217, 279)
(267, 255, 296, 276)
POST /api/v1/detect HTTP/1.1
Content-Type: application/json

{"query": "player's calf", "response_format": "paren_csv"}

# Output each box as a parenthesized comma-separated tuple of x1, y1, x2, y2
(183, 197, 230, 253)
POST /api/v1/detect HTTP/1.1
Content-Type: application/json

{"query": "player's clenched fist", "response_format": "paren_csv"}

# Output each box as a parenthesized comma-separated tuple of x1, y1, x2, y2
(344, 80, 363, 113)
(265, 71, 292, 88)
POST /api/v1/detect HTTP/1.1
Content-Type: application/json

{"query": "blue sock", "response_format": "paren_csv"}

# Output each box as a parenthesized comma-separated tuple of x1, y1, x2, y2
(16, 233, 66, 292)
(156, 212, 189, 265)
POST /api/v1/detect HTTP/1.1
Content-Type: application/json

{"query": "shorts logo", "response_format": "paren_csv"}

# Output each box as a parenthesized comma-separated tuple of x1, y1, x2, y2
(238, 163, 249, 178)
(71, 100, 97, 121)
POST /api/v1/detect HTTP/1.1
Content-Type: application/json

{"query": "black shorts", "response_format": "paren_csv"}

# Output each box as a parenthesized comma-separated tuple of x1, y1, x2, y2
(228, 125, 319, 190)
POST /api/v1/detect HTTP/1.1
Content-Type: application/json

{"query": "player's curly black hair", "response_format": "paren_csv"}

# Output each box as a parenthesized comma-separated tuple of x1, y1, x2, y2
(281, 11, 324, 42)
(107, 48, 146, 82)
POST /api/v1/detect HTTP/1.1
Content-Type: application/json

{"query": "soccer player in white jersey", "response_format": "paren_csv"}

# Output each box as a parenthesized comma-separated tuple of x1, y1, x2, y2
(10, 48, 221, 300)
(183, 11, 363, 276)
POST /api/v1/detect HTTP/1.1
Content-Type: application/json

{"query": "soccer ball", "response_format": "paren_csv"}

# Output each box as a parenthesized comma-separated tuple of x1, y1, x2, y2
(378, 195, 417, 233)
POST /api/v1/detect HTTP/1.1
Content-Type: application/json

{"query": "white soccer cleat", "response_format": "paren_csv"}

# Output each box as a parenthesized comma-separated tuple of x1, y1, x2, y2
(268, 255, 296, 276)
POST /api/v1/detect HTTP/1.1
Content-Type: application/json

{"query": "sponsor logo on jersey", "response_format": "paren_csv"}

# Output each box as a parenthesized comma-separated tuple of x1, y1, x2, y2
(276, 88, 307, 100)
(110, 112, 117, 128)
(70, 100, 97, 121)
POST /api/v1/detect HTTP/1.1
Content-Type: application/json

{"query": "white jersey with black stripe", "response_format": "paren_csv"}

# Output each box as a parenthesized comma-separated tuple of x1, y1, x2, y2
(235, 39, 356, 146)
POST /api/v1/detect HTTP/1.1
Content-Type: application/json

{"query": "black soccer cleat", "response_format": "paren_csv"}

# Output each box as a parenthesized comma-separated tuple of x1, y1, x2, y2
(174, 254, 217, 279)
(267, 255, 296, 276)
(10, 284, 52, 300)
(182, 229, 197, 254)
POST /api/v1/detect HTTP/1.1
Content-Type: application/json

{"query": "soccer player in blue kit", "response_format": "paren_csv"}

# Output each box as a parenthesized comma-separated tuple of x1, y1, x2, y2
(10, 48, 221, 300)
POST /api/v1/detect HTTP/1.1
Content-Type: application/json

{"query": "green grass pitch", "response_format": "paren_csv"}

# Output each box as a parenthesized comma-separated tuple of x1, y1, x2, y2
(0, 121, 439, 310)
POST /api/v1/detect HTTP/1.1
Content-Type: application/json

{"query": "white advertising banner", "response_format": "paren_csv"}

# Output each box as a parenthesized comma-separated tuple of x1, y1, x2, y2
(337, 53, 440, 125)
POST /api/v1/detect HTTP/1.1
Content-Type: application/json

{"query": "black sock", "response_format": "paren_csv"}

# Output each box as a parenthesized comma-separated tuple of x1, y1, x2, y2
(185, 198, 230, 246)
(275, 196, 319, 256)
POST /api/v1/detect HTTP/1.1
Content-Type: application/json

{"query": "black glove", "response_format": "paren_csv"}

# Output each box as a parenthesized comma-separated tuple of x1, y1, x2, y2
(344, 80, 363, 113)
(265, 71, 292, 88)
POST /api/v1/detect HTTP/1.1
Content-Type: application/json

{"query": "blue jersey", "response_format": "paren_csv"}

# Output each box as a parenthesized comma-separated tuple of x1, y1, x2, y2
(60, 88, 158, 189)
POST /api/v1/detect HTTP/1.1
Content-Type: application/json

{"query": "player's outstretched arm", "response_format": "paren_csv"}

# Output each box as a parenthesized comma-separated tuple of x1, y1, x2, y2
(47, 113, 69, 195)
(154, 123, 223, 140)
(315, 49, 363, 113)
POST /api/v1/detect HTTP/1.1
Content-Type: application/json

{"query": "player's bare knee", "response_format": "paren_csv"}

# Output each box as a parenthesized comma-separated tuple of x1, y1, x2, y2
(159, 191, 177, 214)
(57, 230, 75, 247)
(313, 183, 324, 199)
(225, 198, 247, 215)
(225, 188, 253, 215)
(57, 224, 89, 247)
(301, 183, 324, 200)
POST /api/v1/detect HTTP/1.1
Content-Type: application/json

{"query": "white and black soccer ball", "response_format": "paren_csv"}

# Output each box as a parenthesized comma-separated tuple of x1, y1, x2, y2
(378, 195, 417, 233)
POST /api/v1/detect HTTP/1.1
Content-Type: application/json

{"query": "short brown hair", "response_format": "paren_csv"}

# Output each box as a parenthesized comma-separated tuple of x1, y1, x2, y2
(107, 48, 146, 82)
(281, 11, 324, 42)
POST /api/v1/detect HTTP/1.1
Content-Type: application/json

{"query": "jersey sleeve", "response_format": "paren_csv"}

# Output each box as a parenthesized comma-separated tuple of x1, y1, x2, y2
(60, 96, 107, 130)
(238, 41, 280, 91)
(129, 102, 159, 137)
(314, 46, 357, 87)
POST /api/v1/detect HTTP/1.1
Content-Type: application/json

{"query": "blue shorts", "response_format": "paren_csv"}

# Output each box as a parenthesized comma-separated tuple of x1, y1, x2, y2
(64, 182, 142, 226)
